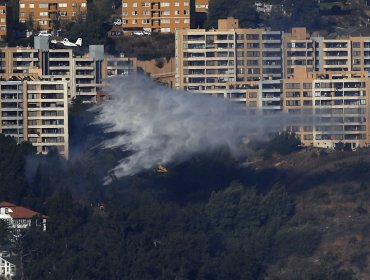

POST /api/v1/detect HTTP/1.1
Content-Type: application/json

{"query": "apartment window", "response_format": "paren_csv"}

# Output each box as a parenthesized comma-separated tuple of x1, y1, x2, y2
(81, 3, 86, 7)
(122, 19, 127, 24)
(20, 3, 25, 8)
(184, 2, 189, 6)
(286, 100, 301, 106)
(303, 83, 312, 89)
(132, 19, 137, 24)
(246, 34, 259, 40)
(175, 2, 180, 6)
(142, 2, 150, 7)
(161, 10, 170, 15)
(122, 2, 128, 7)
(285, 83, 301, 89)
(353, 42, 360, 48)
(162, 2, 170, 6)
(161, 28, 170, 32)
(249, 101, 257, 107)
(175, 10, 180, 15)
(184, 19, 189, 23)
(0, 18, 5, 22)
(142, 19, 150, 24)
(142, 10, 150, 15)
(72, 11, 77, 16)
(19, 12, 25, 17)
(249, 92, 257, 98)
(246, 43, 259, 48)
(132, 11, 138, 15)
(352, 51, 361, 57)
(237, 34, 244, 40)
(123, 10, 128, 15)
(132, 2, 137, 7)
(184, 10, 189, 14)
(72, 2, 77, 7)
(161, 19, 170, 24)
(247, 51, 259, 57)
(40, 12, 48, 16)
(29, 4, 34, 8)
(58, 3, 67, 7)
(59, 11, 67, 16)
(38, 20, 48, 25)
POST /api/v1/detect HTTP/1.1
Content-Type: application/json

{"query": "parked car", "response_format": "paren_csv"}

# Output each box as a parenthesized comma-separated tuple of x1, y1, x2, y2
(111, 31, 123, 36)
(132, 30, 151, 36)
(113, 18, 122, 26)
(37, 30, 52, 37)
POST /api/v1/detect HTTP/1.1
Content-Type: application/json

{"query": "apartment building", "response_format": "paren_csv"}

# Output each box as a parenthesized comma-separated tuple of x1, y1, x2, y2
(0, 77, 69, 157)
(283, 68, 370, 149)
(176, 18, 284, 95)
(0, 41, 137, 103)
(19, 0, 87, 32)
(122, 0, 193, 33)
(0, 3, 6, 40)
(283, 27, 316, 77)
(103, 56, 137, 78)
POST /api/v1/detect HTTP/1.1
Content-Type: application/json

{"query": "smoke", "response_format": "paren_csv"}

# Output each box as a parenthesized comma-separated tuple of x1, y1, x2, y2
(94, 75, 299, 178)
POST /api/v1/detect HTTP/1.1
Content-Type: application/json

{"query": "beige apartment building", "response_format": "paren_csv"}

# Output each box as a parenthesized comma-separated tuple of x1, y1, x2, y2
(19, 0, 87, 32)
(283, 68, 370, 149)
(176, 18, 284, 95)
(0, 3, 6, 40)
(122, 0, 193, 33)
(0, 77, 69, 158)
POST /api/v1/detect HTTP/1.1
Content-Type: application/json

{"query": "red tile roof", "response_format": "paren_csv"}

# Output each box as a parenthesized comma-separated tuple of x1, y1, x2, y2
(0, 201, 47, 219)
(0, 201, 16, 207)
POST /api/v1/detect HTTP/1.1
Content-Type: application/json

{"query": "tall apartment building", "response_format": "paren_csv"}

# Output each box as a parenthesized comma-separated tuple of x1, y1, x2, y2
(19, 0, 87, 32)
(283, 68, 370, 149)
(0, 77, 69, 157)
(176, 18, 284, 95)
(122, 0, 193, 33)
(0, 3, 6, 40)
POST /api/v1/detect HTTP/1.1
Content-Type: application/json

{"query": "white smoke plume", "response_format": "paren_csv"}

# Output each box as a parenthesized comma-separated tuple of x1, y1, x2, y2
(94, 75, 299, 178)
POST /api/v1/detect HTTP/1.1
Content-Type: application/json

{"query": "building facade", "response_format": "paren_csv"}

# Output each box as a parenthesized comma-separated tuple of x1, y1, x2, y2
(283, 69, 370, 149)
(176, 18, 370, 149)
(0, 3, 6, 40)
(0, 77, 69, 157)
(175, 18, 284, 95)
(0, 43, 137, 103)
(0, 201, 47, 232)
(122, 0, 193, 33)
(19, 0, 87, 32)
(0, 255, 16, 279)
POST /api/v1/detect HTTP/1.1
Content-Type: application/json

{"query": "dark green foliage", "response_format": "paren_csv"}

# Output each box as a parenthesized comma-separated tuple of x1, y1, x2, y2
(274, 226, 321, 258)
(65, 0, 114, 48)
(113, 33, 175, 60)
(206, 0, 321, 31)
(251, 131, 301, 159)
(0, 134, 35, 203)
(0, 219, 10, 246)
(206, 0, 260, 28)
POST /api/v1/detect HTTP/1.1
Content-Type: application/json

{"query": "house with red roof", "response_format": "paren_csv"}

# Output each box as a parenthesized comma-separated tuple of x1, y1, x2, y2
(0, 202, 47, 232)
